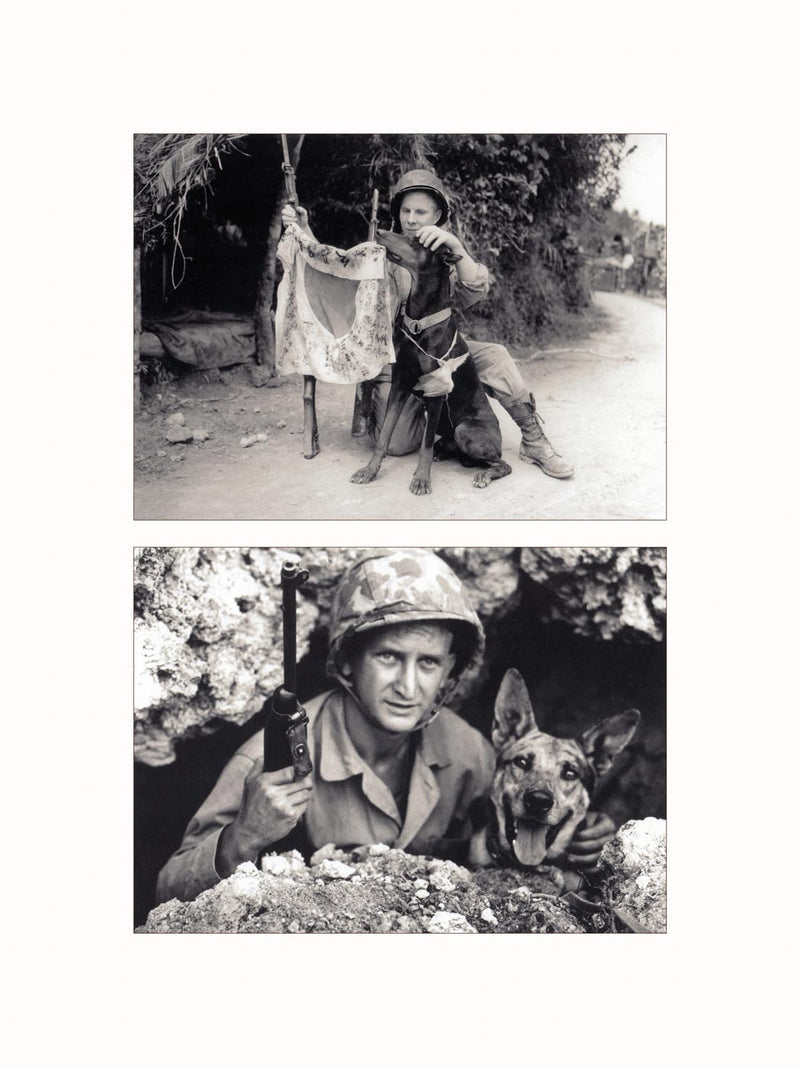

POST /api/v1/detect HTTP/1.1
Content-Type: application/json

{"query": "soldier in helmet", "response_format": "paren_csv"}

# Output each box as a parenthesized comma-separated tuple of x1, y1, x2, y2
(157, 550, 612, 903)
(282, 168, 574, 480)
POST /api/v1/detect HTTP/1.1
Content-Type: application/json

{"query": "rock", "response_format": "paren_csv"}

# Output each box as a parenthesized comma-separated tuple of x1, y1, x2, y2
(428, 860, 470, 890)
(315, 860, 356, 880)
(166, 412, 186, 427)
(368, 843, 390, 856)
(232, 861, 260, 880)
(597, 817, 666, 933)
(413, 878, 428, 890)
(156, 450, 167, 458)
(133, 548, 318, 764)
(260, 852, 307, 879)
(310, 843, 350, 866)
(165, 426, 194, 444)
(426, 911, 477, 934)
(138, 843, 613, 934)
(253, 407, 261, 413)
(192, 428, 210, 442)
(415, 889, 430, 900)
(276, 420, 287, 429)
(133, 548, 666, 767)
(519, 547, 666, 642)
(240, 433, 268, 448)
(439, 548, 521, 617)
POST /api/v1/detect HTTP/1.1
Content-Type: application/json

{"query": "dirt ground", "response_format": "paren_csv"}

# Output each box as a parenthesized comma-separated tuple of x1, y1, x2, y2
(134, 291, 665, 520)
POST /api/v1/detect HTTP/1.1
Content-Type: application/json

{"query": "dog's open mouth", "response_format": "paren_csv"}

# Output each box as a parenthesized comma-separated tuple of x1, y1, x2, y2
(504, 800, 572, 867)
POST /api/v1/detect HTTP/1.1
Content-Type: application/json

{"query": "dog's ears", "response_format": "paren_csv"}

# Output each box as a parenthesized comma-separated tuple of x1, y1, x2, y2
(579, 709, 641, 777)
(492, 668, 539, 750)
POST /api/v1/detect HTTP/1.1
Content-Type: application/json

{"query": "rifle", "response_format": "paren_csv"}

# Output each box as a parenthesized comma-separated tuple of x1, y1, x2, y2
(279, 134, 319, 458)
(263, 560, 313, 778)
(367, 187, 379, 242)
(351, 189, 381, 437)
(280, 133, 298, 206)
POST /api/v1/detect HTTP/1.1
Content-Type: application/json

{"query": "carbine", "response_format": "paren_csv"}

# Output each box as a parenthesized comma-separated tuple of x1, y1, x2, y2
(280, 134, 320, 459)
(351, 188, 381, 437)
(263, 560, 313, 778)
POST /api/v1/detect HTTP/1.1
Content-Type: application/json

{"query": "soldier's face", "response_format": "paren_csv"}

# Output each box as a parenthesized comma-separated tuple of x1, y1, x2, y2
(344, 622, 455, 733)
(398, 192, 442, 236)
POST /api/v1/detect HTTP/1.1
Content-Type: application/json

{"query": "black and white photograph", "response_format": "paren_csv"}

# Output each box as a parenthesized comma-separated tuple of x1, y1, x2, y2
(134, 547, 666, 934)
(133, 134, 666, 520)
(9, 0, 796, 1058)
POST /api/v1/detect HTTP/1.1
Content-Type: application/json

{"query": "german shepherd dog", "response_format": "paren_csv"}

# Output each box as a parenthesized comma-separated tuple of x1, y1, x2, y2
(470, 669, 640, 873)
(350, 230, 512, 495)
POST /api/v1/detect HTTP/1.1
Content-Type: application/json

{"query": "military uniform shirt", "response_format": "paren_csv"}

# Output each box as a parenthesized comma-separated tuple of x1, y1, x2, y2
(156, 688, 494, 903)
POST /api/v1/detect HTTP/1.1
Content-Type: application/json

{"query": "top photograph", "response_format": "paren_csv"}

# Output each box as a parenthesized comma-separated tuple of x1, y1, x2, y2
(133, 133, 666, 521)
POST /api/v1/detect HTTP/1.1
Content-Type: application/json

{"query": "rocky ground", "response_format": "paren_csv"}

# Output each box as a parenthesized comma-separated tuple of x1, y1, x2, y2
(138, 818, 666, 935)
(134, 292, 666, 520)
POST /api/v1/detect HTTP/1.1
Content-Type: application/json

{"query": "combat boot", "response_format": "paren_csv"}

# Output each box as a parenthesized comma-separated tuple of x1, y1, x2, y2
(504, 395, 574, 479)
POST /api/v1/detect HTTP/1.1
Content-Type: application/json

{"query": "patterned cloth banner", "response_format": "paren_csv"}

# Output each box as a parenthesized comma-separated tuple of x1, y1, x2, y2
(276, 222, 394, 383)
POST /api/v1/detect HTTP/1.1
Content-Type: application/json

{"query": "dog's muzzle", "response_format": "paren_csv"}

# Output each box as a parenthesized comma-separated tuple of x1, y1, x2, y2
(523, 789, 554, 819)
(504, 797, 572, 868)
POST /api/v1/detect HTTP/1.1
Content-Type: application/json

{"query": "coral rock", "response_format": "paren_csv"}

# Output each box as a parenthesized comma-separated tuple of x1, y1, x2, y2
(597, 817, 666, 933)
(426, 911, 477, 934)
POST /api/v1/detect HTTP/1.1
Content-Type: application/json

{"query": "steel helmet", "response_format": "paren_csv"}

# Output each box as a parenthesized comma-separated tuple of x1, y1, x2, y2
(326, 549, 484, 722)
(390, 169, 451, 230)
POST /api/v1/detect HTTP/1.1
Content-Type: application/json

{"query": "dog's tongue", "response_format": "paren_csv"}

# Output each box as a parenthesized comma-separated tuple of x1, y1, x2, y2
(512, 822, 549, 867)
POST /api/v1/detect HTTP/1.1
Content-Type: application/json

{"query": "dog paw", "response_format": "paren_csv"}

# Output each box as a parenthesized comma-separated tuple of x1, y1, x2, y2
(351, 466, 377, 484)
(409, 477, 432, 495)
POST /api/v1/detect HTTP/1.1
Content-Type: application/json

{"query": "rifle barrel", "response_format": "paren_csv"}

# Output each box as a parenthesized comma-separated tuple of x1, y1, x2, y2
(281, 561, 299, 694)
(368, 188, 379, 242)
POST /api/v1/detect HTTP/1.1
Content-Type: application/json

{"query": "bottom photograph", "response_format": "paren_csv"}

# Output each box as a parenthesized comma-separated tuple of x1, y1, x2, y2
(134, 546, 666, 934)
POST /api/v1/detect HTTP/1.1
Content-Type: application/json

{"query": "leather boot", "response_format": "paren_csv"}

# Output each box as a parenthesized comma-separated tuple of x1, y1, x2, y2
(504, 395, 574, 478)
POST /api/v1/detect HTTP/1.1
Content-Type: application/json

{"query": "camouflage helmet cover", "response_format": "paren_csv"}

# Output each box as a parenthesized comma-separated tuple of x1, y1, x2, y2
(327, 549, 484, 688)
(390, 169, 451, 228)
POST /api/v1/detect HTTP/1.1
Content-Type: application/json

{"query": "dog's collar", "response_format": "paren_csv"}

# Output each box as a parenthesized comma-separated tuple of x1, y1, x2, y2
(402, 307, 452, 335)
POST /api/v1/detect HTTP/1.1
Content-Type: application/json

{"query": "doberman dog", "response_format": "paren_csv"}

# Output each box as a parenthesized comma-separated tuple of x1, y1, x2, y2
(350, 230, 512, 496)
(469, 669, 640, 882)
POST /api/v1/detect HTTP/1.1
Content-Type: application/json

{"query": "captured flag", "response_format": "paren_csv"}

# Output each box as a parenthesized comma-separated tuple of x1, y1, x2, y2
(276, 222, 394, 384)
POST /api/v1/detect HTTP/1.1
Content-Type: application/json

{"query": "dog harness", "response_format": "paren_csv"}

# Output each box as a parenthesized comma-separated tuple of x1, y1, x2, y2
(400, 325, 460, 367)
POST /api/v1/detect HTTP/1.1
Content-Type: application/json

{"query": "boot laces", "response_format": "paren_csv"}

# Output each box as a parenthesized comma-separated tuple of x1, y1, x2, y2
(528, 411, 562, 458)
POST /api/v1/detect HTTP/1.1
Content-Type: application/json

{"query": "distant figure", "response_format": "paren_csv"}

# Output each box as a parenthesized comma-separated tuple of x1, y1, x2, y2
(608, 234, 634, 291)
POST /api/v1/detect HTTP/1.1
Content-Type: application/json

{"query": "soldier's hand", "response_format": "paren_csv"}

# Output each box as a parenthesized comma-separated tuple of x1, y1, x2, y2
(564, 811, 616, 869)
(414, 225, 462, 254)
(281, 204, 309, 230)
(218, 760, 313, 875)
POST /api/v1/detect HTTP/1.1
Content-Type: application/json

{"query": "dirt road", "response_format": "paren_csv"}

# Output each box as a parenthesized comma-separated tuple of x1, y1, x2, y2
(134, 292, 665, 521)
